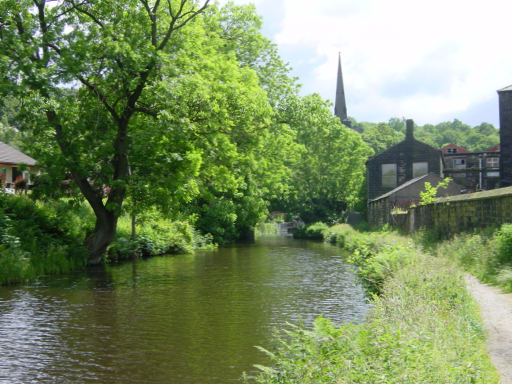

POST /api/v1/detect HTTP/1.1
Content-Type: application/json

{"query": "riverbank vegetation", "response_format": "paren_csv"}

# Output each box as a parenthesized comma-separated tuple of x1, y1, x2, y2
(0, 193, 209, 285)
(0, 195, 88, 284)
(418, 224, 512, 293)
(249, 225, 500, 383)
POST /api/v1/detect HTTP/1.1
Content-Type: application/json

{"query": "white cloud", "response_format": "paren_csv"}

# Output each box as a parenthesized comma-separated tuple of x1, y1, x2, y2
(220, 0, 512, 126)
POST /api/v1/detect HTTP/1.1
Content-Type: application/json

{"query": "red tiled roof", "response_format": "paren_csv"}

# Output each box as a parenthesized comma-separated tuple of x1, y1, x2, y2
(485, 144, 500, 152)
(441, 144, 469, 154)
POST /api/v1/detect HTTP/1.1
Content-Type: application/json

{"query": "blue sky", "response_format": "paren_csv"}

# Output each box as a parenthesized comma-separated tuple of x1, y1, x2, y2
(218, 0, 512, 127)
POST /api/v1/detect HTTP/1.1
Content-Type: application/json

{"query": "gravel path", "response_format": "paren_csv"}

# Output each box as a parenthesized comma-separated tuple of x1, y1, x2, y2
(465, 275, 512, 384)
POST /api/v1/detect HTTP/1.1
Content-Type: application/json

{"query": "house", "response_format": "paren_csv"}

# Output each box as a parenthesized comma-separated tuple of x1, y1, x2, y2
(0, 141, 37, 188)
(366, 119, 442, 200)
(442, 144, 500, 191)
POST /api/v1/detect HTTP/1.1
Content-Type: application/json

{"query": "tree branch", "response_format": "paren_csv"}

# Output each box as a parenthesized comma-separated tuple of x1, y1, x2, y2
(66, 0, 105, 28)
(77, 75, 120, 123)
(158, 0, 209, 50)
(46, 110, 106, 212)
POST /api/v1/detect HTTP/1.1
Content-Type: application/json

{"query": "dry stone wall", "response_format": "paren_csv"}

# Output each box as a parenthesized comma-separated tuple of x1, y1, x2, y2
(408, 186, 512, 235)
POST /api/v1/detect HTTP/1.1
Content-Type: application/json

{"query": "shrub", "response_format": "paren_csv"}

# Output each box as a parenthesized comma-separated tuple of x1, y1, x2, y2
(293, 222, 329, 240)
(495, 223, 512, 265)
(0, 194, 88, 285)
(108, 215, 203, 261)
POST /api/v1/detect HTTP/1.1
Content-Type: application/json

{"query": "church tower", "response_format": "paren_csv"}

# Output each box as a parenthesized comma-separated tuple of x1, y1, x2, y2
(334, 53, 352, 128)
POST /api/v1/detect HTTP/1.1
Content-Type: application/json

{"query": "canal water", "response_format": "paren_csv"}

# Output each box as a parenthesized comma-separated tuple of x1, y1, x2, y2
(0, 237, 369, 383)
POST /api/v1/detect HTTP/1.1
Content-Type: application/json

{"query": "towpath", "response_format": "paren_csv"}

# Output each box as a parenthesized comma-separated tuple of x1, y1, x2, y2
(465, 275, 512, 384)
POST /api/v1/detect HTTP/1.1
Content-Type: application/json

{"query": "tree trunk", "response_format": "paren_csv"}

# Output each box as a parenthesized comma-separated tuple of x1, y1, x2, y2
(131, 213, 137, 241)
(86, 210, 118, 265)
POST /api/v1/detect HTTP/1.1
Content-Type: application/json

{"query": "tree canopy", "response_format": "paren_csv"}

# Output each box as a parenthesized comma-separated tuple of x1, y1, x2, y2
(356, 118, 499, 155)
(3, 1, 497, 261)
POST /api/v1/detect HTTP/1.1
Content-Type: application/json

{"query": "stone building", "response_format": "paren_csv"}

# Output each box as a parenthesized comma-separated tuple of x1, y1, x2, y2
(499, 85, 512, 187)
(366, 119, 442, 200)
(442, 144, 500, 192)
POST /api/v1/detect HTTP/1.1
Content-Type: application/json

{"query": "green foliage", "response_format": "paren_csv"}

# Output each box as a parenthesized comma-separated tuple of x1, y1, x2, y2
(250, 252, 498, 383)
(324, 224, 414, 294)
(0, 194, 88, 284)
(255, 222, 279, 237)
(292, 222, 329, 240)
(495, 223, 512, 265)
(419, 223, 512, 293)
(359, 121, 404, 154)
(419, 177, 452, 205)
(108, 210, 214, 262)
(414, 119, 499, 152)
(272, 95, 371, 223)
(356, 117, 498, 156)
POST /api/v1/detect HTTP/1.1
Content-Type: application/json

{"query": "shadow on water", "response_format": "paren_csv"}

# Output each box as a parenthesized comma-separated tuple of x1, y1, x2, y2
(0, 237, 369, 383)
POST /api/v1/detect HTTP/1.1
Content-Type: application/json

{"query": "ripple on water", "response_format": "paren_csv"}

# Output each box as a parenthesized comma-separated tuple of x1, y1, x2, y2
(0, 237, 369, 383)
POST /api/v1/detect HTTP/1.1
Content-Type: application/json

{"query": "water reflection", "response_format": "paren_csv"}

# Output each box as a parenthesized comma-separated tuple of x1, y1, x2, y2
(0, 237, 369, 383)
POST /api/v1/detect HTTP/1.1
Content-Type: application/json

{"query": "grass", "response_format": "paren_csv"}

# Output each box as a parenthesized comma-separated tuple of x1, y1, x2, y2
(416, 223, 512, 293)
(248, 225, 500, 383)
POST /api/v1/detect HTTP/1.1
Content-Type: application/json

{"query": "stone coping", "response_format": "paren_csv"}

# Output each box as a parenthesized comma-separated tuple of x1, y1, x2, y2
(432, 186, 512, 204)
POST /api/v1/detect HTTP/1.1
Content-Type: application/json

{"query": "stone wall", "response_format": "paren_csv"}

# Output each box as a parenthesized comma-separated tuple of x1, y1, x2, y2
(407, 186, 512, 235)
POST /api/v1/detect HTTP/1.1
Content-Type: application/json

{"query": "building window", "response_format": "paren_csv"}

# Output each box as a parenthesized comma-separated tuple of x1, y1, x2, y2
(487, 157, 499, 168)
(449, 158, 466, 168)
(446, 147, 457, 154)
(450, 158, 466, 177)
(413, 162, 428, 178)
(381, 164, 397, 188)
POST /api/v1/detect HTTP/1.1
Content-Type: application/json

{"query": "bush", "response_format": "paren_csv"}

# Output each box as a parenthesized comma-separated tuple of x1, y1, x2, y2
(0, 194, 88, 285)
(495, 223, 512, 264)
(108, 214, 211, 262)
(293, 222, 328, 240)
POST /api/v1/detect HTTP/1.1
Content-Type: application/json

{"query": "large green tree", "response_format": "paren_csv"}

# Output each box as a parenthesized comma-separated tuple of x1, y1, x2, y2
(273, 94, 371, 223)
(0, 0, 210, 263)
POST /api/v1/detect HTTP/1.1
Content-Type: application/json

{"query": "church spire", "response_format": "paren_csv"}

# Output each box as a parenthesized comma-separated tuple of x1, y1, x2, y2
(334, 53, 351, 127)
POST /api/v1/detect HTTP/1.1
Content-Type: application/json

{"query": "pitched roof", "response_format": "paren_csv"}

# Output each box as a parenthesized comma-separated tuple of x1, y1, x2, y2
(369, 174, 431, 202)
(441, 143, 469, 154)
(498, 84, 512, 92)
(0, 141, 37, 166)
(485, 144, 500, 152)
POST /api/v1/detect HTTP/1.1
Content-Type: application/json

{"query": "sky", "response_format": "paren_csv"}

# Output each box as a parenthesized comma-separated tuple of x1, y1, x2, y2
(217, 0, 512, 127)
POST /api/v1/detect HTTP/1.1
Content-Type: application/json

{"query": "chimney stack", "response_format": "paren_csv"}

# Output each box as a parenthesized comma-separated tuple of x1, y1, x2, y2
(498, 85, 512, 187)
(406, 119, 414, 141)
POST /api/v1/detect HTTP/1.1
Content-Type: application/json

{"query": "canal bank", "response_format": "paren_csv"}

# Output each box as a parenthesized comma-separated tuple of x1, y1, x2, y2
(250, 225, 500, 383)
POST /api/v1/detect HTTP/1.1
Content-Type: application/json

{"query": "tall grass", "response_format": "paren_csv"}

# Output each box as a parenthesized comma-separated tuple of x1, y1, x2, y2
(418, 223, 512, 292)
(248, 225, 499, 383)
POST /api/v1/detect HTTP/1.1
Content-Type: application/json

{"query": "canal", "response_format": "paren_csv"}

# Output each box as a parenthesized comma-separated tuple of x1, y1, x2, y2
(0, 237, 369, 383)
